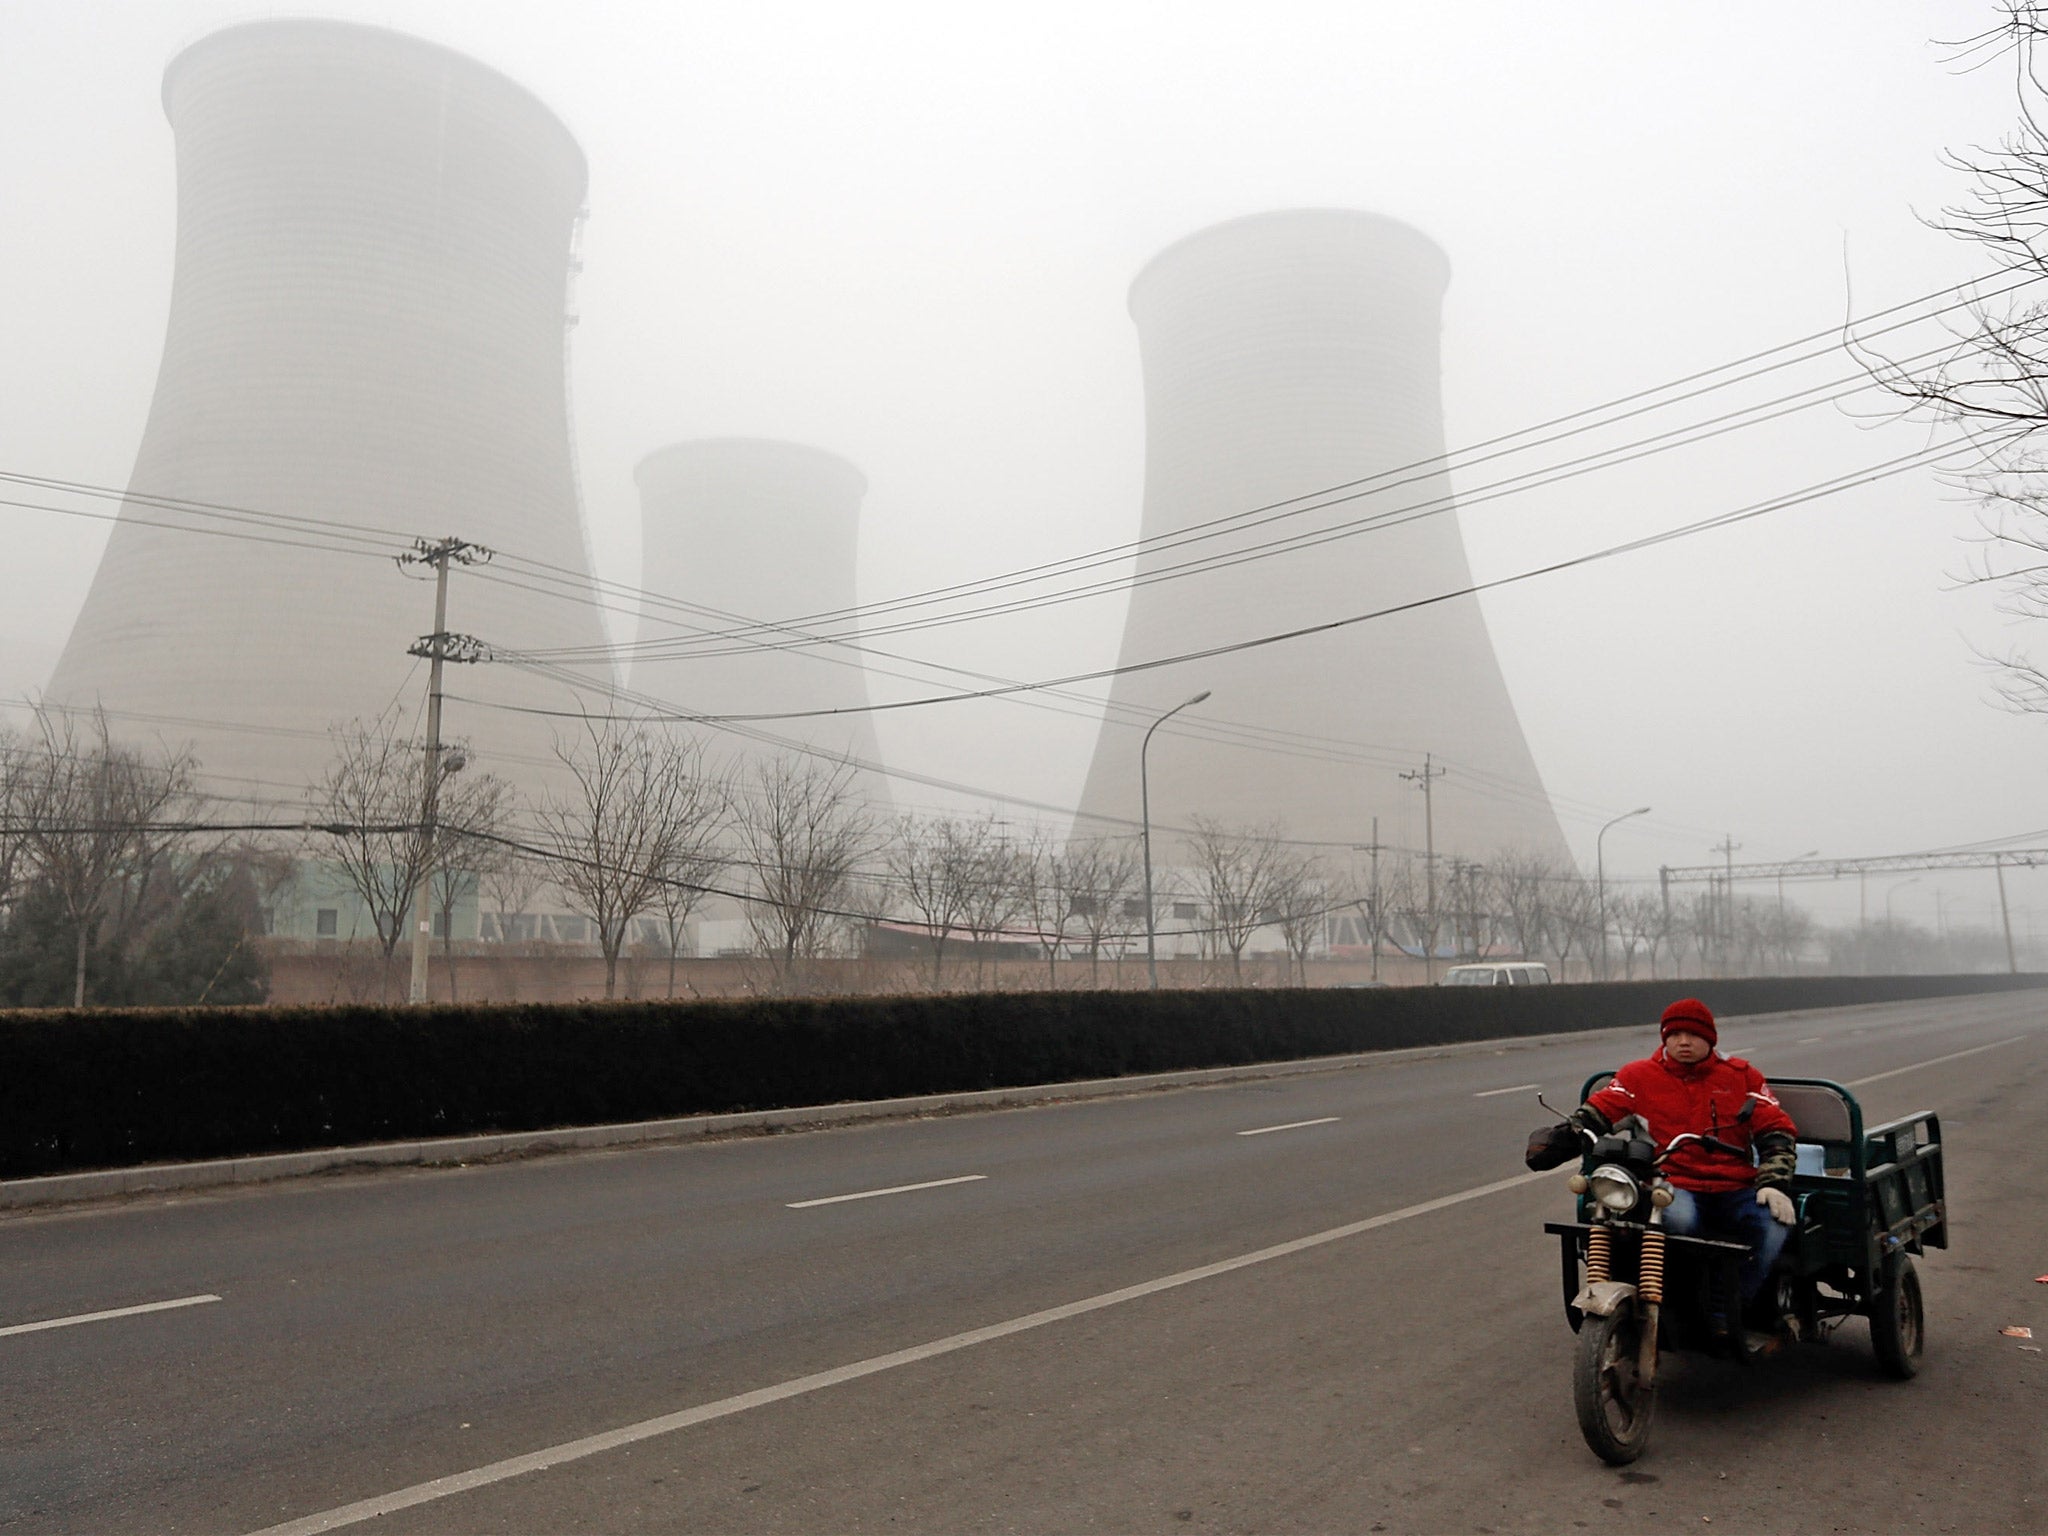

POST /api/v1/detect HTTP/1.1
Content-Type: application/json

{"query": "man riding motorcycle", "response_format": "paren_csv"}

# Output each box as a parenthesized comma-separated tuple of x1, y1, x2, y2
(1527, 998, 1800, 1314)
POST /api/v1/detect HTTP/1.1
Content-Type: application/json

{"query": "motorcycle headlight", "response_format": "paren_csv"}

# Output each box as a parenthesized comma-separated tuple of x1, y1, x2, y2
(1586, 1164, 1640, 1213)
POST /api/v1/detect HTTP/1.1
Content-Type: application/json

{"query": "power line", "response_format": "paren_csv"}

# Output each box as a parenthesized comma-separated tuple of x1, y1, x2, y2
(495, 331, 1982, 664)
(483, 436, 1965, 724)
(500, 273, 2035, 658)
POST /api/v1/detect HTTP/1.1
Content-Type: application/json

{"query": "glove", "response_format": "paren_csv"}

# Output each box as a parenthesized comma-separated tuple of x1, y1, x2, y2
(1525, 1122, 1582, 1171)
(1756, 1185, 1796, 1225)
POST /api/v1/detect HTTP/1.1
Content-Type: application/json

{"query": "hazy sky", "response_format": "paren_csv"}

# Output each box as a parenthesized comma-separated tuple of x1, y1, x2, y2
(4, 1, 2044, 934)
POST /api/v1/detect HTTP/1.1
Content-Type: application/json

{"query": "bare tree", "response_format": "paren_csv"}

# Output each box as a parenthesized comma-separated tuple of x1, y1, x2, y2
(1614, 890, 1665, 979)
(1488, 849, 1556, 962)
(1867, 6, 2048, 707)
(535, 722, 725, 1000)
(0, 724, 32, 937)
(1674, 890, 1719, 977)
(733, 755, 877, 986)
(1544, 875, 1600, 981)
(1266, 846, 1329, 985)
(428, 775, 510, 1003)
(17, 707, 196, 1007)
(312, 716, 499, 998)
(1386, 853, 1442, 973)
(887, 814, 985, 987)
(1065, 836, 1140, 985)
(959, 825, 1026, 989)
(649, 826, 731, 999)
(1014, 829, 1086, 988)
(1186, 817, 1288, 984)
(479, 847, 548, 945)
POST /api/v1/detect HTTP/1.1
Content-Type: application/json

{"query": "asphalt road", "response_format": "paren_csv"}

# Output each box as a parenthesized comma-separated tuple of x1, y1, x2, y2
(2, 993, 2043, 1535)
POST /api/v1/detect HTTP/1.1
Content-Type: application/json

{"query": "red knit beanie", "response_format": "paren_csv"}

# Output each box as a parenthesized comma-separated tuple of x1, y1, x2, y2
(1659, 997, 1717, 1046)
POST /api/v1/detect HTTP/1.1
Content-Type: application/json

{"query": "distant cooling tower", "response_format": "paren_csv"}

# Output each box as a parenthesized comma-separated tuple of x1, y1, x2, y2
(1074, 210, 1568, 861)
(632, 440, 891, 811)
(46, 20, 612, 803)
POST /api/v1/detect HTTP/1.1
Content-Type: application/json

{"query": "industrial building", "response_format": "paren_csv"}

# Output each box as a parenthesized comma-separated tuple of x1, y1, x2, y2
(1074, 209, 1569, 864)
(45, 20, 614, 808)
(631, 439, 892, 814)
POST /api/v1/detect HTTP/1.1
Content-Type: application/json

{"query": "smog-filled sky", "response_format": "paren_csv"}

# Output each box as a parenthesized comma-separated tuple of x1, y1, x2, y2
(3, 0, 2044, 933)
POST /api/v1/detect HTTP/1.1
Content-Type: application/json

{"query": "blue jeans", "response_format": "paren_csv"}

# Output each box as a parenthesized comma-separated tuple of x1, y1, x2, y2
(1663, 1187, 1790, 1304)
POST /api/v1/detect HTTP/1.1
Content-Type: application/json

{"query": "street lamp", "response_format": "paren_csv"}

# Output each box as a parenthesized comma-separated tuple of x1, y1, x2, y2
(1777, 849, 1820, 923)
(1885, 876, 1921, 926)
(1595, 806, 1651, 981)
(1142, 689, 1211, 990)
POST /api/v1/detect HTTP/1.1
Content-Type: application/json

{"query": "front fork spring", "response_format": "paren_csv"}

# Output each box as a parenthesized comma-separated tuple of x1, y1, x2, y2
(1586, 1224, 1612, 1284)
(1639, 1226, 1666, 1305)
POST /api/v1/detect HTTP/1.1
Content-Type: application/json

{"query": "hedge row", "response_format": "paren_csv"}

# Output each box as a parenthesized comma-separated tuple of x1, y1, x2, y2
(2, 973, 2040, 1178)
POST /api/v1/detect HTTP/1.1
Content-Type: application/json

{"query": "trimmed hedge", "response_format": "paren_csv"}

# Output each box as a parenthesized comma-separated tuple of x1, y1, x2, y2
(1, 973, 2040, 1178)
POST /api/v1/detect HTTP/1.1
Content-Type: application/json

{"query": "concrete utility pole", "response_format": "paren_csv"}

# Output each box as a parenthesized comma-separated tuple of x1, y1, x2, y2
(1447, 857, 1472, 959)
(1354, 816, 1385, 981)
(1995, 854, 2018, 974)
(1401, 754, 1445, 982)
(1711, 834, 1741, 975)
(400, 536, 492, 1005)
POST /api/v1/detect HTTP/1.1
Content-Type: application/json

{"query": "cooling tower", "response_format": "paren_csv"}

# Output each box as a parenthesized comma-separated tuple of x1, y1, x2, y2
(1074, 210, 1568, 862)
(46, 20, 612, 804)
(632, 440, 891, 812)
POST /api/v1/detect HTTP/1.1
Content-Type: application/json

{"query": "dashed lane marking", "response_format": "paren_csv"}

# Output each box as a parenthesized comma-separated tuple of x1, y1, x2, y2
(0, 1293, 221, 1340)
(1236, 1117, 1341, 1136)
(786, 1174, 987, 1209)
(1846, 1035, 2027, 1088)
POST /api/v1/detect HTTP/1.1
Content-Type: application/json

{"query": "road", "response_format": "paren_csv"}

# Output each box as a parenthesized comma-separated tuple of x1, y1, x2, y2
(2, 993, 2043, 1534)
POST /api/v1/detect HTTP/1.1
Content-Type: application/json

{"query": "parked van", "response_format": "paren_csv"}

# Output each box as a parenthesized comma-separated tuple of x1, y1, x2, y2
(1439, 961, 1552, 987)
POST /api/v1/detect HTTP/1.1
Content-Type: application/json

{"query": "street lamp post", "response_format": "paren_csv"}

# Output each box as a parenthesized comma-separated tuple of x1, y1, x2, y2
(1142, 689, 1211, 990)
(1595, 806, 1651, 982)
(1777, 849, 1820, 923)
(1880, 877, 1921, 974)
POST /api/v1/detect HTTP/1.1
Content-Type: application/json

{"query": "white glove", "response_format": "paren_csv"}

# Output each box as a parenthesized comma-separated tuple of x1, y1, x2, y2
(1756, 1186, 1795, 1225)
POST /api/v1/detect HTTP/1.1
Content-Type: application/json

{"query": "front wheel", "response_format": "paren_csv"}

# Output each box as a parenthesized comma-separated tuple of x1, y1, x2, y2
(1870, 1254, 1924, 1379)
(1572, 1309, 1657, 1464)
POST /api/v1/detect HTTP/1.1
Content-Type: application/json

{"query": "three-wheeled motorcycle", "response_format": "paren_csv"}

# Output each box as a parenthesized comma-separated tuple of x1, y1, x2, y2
(1541, 1075, 1944, 1464)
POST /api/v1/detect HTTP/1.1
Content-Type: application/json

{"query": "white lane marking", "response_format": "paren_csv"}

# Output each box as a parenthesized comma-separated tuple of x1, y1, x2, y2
(244, 1168, 1554, 1536)
(1796, 1036, 1824, 1045)
(786, 1174, 986, 1209)
(1847, 1035, 2027, 1088)
(1236, 1116, 1341, 1137)
(1473, 1083, 1540, 1099)
(0, 1293, 221, 1340)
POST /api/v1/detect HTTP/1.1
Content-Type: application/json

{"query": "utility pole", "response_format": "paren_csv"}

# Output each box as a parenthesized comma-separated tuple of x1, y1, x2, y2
(1711, 834, 1740, 975)
(1354, 816, 1385, 981)
(1447, 857, 1470, 959)
(1994, 854, 2018, 974)
(399, 536, 492, 1005)
(1401, 754, 1445, 982)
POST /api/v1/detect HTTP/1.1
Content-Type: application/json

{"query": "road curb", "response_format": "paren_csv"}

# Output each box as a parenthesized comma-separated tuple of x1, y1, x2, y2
(0, 1006, 1852, 1212)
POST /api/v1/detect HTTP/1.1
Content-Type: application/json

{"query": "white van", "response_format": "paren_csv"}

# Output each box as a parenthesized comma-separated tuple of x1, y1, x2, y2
(1439, 962, 1552, 987)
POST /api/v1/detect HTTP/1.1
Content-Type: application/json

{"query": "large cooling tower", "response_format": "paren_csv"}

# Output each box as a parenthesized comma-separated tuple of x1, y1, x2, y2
(632, 440, 891, 810)
(1075, 210, 1568, 861)
(46, 20, 612, 804)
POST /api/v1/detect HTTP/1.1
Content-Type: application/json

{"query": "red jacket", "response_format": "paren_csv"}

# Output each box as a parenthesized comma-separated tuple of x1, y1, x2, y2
(1584, 1049, 1798, 1193)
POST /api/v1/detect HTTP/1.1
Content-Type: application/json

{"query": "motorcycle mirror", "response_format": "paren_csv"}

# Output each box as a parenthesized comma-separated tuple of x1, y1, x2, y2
(1736, 1095, 1757, 1123)
(1535, 1091, 1573, 1123)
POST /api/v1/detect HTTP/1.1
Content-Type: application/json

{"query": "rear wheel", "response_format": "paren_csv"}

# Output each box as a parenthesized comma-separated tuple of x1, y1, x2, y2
(1572, 1309, 1657, 1464)
(1870, 1254, 1924, 1379)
